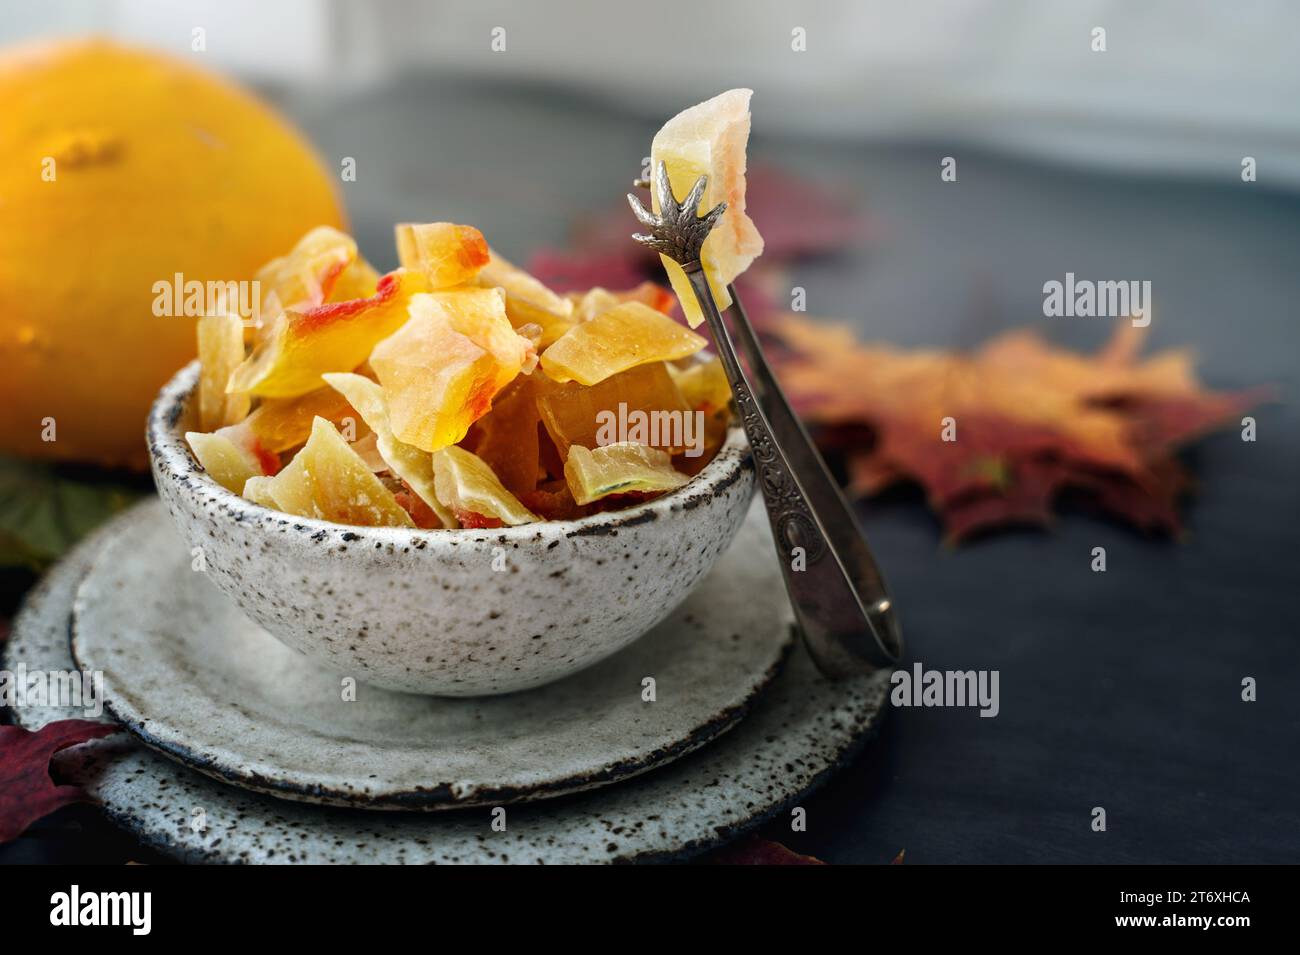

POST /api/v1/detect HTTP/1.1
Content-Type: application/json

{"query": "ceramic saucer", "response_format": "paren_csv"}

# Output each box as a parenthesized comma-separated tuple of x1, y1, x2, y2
(69, 499, 794, 809)
(4, 505, 891, 863)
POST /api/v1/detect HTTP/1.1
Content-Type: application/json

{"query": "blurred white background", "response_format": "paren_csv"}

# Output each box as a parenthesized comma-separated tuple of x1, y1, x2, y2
(8, 0, 1300, 187)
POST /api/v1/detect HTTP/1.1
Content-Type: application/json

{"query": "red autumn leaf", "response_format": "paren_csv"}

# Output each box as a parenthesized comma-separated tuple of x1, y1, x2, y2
(705, 836, 826, 865)
(528, 164, 869, 330)
(0, 719, 120, 844)
(526, 248, 650, 297)
(771, 315, 1268, 543)
(741, 164, 872, 259)
(566, 163, 870, 269)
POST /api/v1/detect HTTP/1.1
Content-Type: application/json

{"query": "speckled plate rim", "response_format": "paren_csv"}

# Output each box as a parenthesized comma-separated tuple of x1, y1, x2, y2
(121, 700, 883, 866)
(4, 510, 894, 865)
(99, 691, 885, 866)
(67, 501, 795, 810)
(75, 655, 793, 811)
(72, 639, 793, 812)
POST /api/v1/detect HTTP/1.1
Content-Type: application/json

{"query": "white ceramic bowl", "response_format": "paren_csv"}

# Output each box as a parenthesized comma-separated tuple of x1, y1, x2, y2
(147, 361, 755, 696)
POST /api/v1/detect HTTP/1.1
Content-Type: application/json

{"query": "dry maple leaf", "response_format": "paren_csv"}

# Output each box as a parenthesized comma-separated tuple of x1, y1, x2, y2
(0, 719, 119, 844)
(526, 248, 650, 298)
(771, 315, 1266, 542)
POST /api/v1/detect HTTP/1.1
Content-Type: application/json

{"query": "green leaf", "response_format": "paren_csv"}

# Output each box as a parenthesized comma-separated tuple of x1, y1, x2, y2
(0, 457, 143, 571)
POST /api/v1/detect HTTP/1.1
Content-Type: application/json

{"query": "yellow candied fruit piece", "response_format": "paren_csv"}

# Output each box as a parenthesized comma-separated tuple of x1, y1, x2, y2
(431, 445, 538, 526)
(669, 356, 732, 413)
(537, 362, 692, 459)
(395, 222, 491, 288)
(235, 385, 359, 455)
(650, 89, 764, 327)
(197, 313, 250, 431)
(468, 374, 545, 496)
(264, 417, 413, 527)
(241, 475, 279, 508)
(186, 430, 267, 494)
(567, 282, 676, 323)
(326, 257, 381, 304)
(540, 301, 706, 386)
(369, 288, 534, 453)
(256, 226, 357, 315)
(476, 247, 575, 348)
(322, 372, 457, 529)
(564, 442, 688, 505)
(229, 268, 428, 399)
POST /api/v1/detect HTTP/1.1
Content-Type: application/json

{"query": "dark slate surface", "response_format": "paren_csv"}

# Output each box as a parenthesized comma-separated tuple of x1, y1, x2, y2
(3, 77, 1296, 864)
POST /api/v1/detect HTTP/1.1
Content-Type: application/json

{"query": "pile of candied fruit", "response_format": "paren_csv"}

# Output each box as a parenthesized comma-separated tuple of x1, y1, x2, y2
(187, 88, 764, 529)
(185, 223, 733, 529)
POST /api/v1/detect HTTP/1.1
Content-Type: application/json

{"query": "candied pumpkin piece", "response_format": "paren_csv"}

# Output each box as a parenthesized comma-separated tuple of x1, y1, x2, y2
(540, 301, 706, 386)
(537, 362, 693, 458)
(564, 442, 688, 505)
(395, 222, 491, 288)
(197, 313, 250, 431)
(669, 356, 732, 468)
(186, 429, 275, 494)
(669, 355, 731, 414)
(242, 475, 279, 509)
(676, 408, 729, 475)
(229, 268, 428, 399)
(369, 288, 535, 453)
(519, 479, 583, 521)
(431, 446, 538, 526)
(469, 374, 548, 495)
(349, 432, 387, 472)
(264, 417, 413, 527)
(234, 385, 360, 454)
(536, 420, 566, 481)
(393, 483, 444, 529)
(256, 226, 357, 315)
(476, 248, 575, 348)
(326, 257, 382, 303)
(650, 89, 764, 327)
(322, 372, 458, 528)
(568, 282, 676, 323)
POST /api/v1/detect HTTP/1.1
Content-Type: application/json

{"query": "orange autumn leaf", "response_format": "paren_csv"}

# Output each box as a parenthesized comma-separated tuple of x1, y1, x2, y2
(771, 314, 1268, 542)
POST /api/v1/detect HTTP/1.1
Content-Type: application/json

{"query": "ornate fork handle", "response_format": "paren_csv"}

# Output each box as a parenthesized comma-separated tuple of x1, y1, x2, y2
(629, 161, 902, 675)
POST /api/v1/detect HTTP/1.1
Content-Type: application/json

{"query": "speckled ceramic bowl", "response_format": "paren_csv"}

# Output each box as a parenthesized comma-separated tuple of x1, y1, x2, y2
(147, 361, 754, 696)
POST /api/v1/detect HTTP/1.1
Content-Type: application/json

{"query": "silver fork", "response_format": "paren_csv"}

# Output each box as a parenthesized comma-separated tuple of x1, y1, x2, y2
(629, 161, 903, 677)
